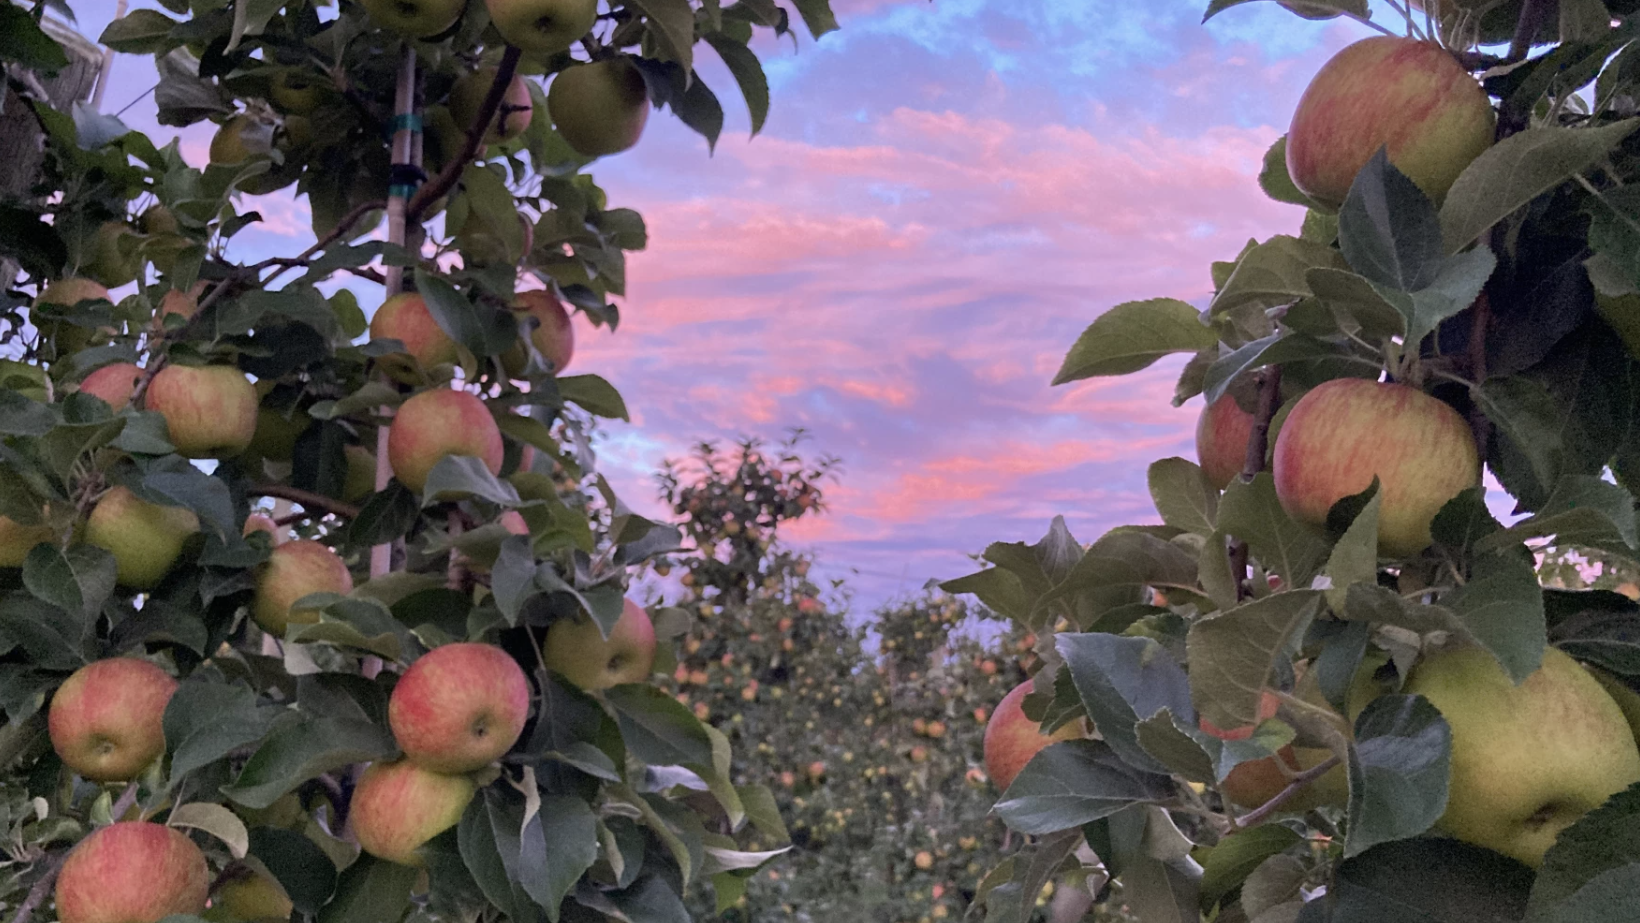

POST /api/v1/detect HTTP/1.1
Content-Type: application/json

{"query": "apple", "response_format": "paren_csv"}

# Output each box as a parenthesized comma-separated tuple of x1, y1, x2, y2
(370, 292, 458, 371)
(138, 205, 179, 236)
(83, 221, 141, 288)
(36, 277, 117, 359)
(343, 444, 379, 501)
(542, 598, 657, 690)
(389, 642, 530, 772)
(209, 115, 274, 166)
(361, 0, 465, 37)
(1271, 379, 1478, 556)
(146, 364, 259, 459)
(242, 513, 282, 543)
(0, 514, 55, 568)
(350, 760, 476, 866)
(1195, 394, 1254, 491)
(252, 539, 353, 636)
(983, 680, 1082, 792)
(1586, 665, 1640, 744)
(1200, 690, 1304, 809)
(547, 59, 650, 157)
(1286, 36, 1494, 207)
(449, 68, 534, 144)
(49, 658, 178, 781)
(514, 289, 573, 373)
(245, 404, 311, 465)
(78, 362, 144, 410)
(85, 485, 200, 589)
(55, 822, 210, 923)
(485, 0, 597, 55)
(386, 388, 505, 494)
(269, 70, 325, 113)
(38, 277, 111, 309)
(1404, 646, 1640, 867)
(205, 859, 294, 923)
(154, 281, 207, 329)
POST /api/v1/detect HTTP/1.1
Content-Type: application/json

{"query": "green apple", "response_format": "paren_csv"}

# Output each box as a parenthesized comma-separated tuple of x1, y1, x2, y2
(543, 598, 657, 690)
(48, 658, 177, 781)
(138, 205, 179, 236)
(1405, 646, 1640, 867)
(388, 642, 530, 772)
(1272, 379, 1478, 557)
(449, 67, 534, 144)
(343, 444, 379, 502)
(269, 70, 326, 113)
(547, 58, 650, 157)
(252, 539, 354, 636)
(245, 406, 312, 465)
(145, 364, 259, 459)
(77, 362, 143, 410)
(370, 292, 458, 371)
(83, 221, 141, 289)
(360, 0, 465, 36)
(55, 822, 210, 923)
(85, 485, 200, 589)
(351, 760, 476, 866)
(513, 289, 573, 373)
(485, 0, 597, 55)
(209, 115, 274, 166)
(1287, 36, 1494, 207)
(1587, 665, 1640, 743)
(204, 859, 294, 923)
(386, 388, 505, 494)
(1196, 394, 1254, 491)
(0, 514, 55, 568)
(983, 679, 1082, 792)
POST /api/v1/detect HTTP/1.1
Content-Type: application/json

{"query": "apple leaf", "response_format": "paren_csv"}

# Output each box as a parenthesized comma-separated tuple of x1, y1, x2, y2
(421, 455, 521, 508)
(1035, 530, 1195, 627)
(1307, 266, 1412, 340)
(1056, 632, 1193, 774)
(1108, 808, 1201, 923)
(705, 34, 768, 136)
(136, 466, 235, 541)
(1343, 694, 1450, 857)
(1338, 149, 1444, 293)
(787, 0, 840, 37)
(1477, 475, 1639, 557)
(519, 796, 599, 919)
(941, 565, 1033, 625)
(1369, 246, 1496, 350)
(346, 482, 418, 546)
(1243, 854, 1308, 920)
(628, 0, 695, 73)
(0, 5, 68, 71)
(416, 268, 517, 359)
(1200, 331, 1349, 406)
(993, 740, 1171, 834)
(163, 679, 283, 781)
(1443, 551, 1547, 684)
(1187, 590, 1323, 730)
(222, 715, 395, 809)
(1148, 457, 1218, 536)
(1209, 235, 1347, 320)
(1431, 486, 1503, 554)
(461, 791, 534, 921)
(1321, 839, 1533, 921)
(605, 684, 714, 767)
(1198, 824, 1304, 913)
(316, 856, 418, 923)
(21, 544, 114, 622)
(556, 374, 631, 421)
(168, 801, 249, 859)
(1216, 473, 1328, 587)
(1010, 829, 1082, 922)
(1134, 709, 1216, 783)
(1052, 298, 1218, 385)
(1526, 784, 1640, 922)
(250, 827, 338, 915)
(1472, 376, 1566, 502)
(1202, 0, 1367, 22)
(1257, 135, 1320, 208)
(0, 594, 90, 671)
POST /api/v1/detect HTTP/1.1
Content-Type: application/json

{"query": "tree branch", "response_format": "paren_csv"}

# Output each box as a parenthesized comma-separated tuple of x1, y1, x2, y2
(1234, 755, 1341, 828)
(8, 851, 65, 923)
(1228, 367, 1283, 600)
(1508, 0, 1556, 64)
(406, 45, 523, 225)
(250, 484, 361, 520)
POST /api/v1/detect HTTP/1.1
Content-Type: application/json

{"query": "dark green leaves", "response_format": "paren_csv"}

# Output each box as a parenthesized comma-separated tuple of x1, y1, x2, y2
(993, 740, 1170, 834)
(605, 684, 713, 766)
(1187, 590, 1323, 730)
(1338, 149, 1444, 293)
(1343, 695, 1451, 857)
(1311, 839, 1533, 922)
(0, 5, 69, 71)
(1217, 474, 1327, 587)
(1443, 551, 1546, 684)
(1053, 299, 1218, 384)
(222, 715, 395, 808)
(1057, 633, 1192, 774)
(1527, 784, 1640, 923)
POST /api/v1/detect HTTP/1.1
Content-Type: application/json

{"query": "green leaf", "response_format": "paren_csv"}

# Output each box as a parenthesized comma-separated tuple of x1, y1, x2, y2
(1133, 710, 1216, 784)
(421, 455, 521, 508)
(1375, 246, 1497, 349)
(168, 802, 249, 858)
(1343, 694, 1451, 857)
(460, 793, 531, 921)
(1052, 298, 1219, 385)
(1148, 458, 1217, 536)
(23, 544, 115, 621)
(1187, 590, 1323, 730)
(416, 269, 516, 358)
(1527, 784, 1640, 922)
(1478, 475, 1639, 556)
(1216, 474, 1328, 587)
(1338, 149, 1444, 292)
(605, 684, 714, 766)
(0, 5, 70, 70)
(705, 34, 769, 135)
(1323, 487, 1380, 612)
(1443, 551, 1546, 684)
(608, 875, 692, 923)
(0, 391, 60, 437)
(1257, 135, 1318, 208)
(1306, 267, 1406, 339)
(1324, 839, 1533, 921)
(1037, 530, 1196, 626)
(1057, 633, 1193, 774)
(139, 468, 235, 540)
(1209, 235, 1347, 319)
(993, 740, 1170, 834)
(250, 827, 338, 915)
(316, 856, 417, 923)
(1203, 0, 1367, 21)
(1201, 332, 1346, 406)
(556, 374, 630, 421)
(1441, 121, 1640, 254)
(222, 716, 395, 809)
(519, 796, 598, 919)
(347, 483, 418, 546)
(629, 0, 696, 72)
(1198, 825, 1303, 913)
(787, 0, 839, 37)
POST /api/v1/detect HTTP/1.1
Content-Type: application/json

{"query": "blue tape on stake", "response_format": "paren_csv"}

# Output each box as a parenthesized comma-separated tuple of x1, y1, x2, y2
(388, 184, 417, 199)
(388, 113, 423, 134)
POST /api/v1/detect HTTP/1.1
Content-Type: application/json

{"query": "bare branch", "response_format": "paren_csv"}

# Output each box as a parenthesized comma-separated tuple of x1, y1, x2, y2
(250, 484, 361, 520)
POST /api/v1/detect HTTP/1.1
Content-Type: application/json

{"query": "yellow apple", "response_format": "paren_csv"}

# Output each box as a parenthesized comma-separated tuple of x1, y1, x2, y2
(84, 485, 200, 589)
(448, 68, 533, 144)
(547, 59, 650, 157)
(543, 598, 657, 690)
(252, 539, 353, 636)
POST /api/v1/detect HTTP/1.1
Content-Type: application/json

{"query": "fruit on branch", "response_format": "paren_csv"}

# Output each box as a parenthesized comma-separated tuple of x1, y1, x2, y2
(154, 281, 206, 329)
(49, 658, 177, 782)
(543, 598, 657, 690)
(360, 0, 466, 37)
(389, 642, 531, 772)
(83, 221, 141, 289)
(369, 292, 459, 371)
(1272, 379, 1478, 556)
(0, 515, 55, 568)
(547, 59, 650, 157)
(56, 822, 210, 923)
(1285, 35, 1494, 207)
(1200, 690, 1306, 809)
(209, 115, 274, 166)
(245, 407, 311, 464)
(485, 0, 597, 55)
(983, 680, 1082, 792)
(78, 362, 144, 410)
(269, 70, 325, 114)
(243, 513, 282, 543)
(85, 486, 200, 589)
(351, 760, 476, 866)
(517, 290, 574, 373)
(386, 388, 505, 494)
(343, 444, 378, 501)
(252, 539, 354, 636)
(138, 205, 179, 236)
(36, 278, 114, 357)
(1404, 646, 1640, 867)
(206, 859, 294, 923)
(449, 68, 534, 144)
(1195, 394, 1255, 490)
(1585, 665, 1640, 745)
(146, 364, 259, 459)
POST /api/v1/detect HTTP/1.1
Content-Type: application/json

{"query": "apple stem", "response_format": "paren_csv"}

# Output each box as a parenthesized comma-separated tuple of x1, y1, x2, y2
(1233, 754, 1341, 829)
(1509, 0, 1556, 63)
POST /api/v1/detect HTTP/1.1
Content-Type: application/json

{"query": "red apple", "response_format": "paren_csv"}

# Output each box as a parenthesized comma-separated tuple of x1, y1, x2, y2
(983, 680, 1081, 792)
(49, 658, 178, 782)
(386, 388, 505, 494)
(252, 539, 353, 636)
(1199, 690, 1306, 809)
(389, 642, 530, 772)
(78, 363, 144, 410)
(1195, 394, 1254, 490)
(369, 292, 458, 371)
(153, 281, 207, 330)
(351, 760, 476, 866)
(1286, 36, 1494, 207)
(542, 598, 657, 690)
(514, 290, 573, 373)
(243, 513, 283, 543)
(1272, 379, 1479, 556)
(85, 486, 200, 589)
(145, 364, 259, 459)
(55, 822, 210, 923)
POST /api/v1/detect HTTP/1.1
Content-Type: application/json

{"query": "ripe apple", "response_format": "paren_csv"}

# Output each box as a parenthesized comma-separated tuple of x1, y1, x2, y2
(55, 822, 210, 923)
(389, 642, 530, 772)
(83, 221, 141, 288)
(1195, 394, 1254, 490)
(78, 362, 144, 410)
(85, 485, 200, 589)
(485, 0, 597, 55)
(49, 658, 178, 782)
(370, 292, 458, 371)
(1272, 379, 1478, 556)
(206, 859, 294, 923)
(269, 70, 326, 113)
(1585, 665, 1640, 745)
(1405, 646, 1640, 867)
(0, 514, 55, 568)
(542, 598, 657, 690)
(1286, 36, 1494, 207)
(514, 289, 573, 373)
(361, 0, 465, 36)
(449, 68, 534, 144)
(146, 364, 259, 459)
(154, 281, 207, 329)
(983, 680, 1082, 792)
(209, 115, 273, 166)
(547, 59, 650, 157)
(386, 388, 505, 494)
(242, 513, 282, 543)
(351, 760, 476, 866)
(252, 539, 353, 636)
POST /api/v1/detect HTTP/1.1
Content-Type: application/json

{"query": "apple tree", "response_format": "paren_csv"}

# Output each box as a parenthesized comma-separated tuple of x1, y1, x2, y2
(0, 0, 837, 918)
(943, 1, 1640, 921)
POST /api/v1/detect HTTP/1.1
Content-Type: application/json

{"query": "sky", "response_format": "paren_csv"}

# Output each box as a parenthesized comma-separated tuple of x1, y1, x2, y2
(64, 0, 1390, 611)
